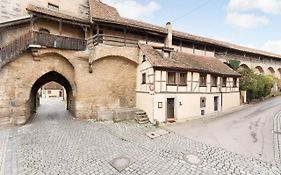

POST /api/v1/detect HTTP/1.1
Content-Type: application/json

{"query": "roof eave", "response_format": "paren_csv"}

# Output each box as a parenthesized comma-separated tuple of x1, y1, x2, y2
(0, 16, 32, 29)
(92, 17, 167, 35)
(152, 66, 241, 77)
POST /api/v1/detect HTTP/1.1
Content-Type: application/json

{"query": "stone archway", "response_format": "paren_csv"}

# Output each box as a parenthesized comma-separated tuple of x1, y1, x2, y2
(0, 51, 76, 126)
(87, 55, 138, 112)
(254, 66, 264, 74)
(29, 71, 75, 116)
(238, 64, 250, 72)
(277, 68, 281, 79)
(267, 67, 275, 76)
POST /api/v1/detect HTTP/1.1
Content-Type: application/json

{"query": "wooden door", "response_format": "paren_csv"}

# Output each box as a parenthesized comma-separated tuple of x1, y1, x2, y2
(214, 96, 219, 111)
(167, 98, 175, 120)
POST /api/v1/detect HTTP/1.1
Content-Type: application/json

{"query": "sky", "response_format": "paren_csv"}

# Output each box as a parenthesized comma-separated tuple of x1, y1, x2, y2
(101, 0, 281, 54)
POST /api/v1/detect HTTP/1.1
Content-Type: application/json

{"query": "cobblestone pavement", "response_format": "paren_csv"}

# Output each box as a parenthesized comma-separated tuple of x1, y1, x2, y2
(0, 99, 281, 175)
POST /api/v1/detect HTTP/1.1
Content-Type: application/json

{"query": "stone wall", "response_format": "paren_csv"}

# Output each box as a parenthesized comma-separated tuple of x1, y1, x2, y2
(0, 50, 76, 125)
(0, 46, 138, 126)
(0, 0, 89, 22)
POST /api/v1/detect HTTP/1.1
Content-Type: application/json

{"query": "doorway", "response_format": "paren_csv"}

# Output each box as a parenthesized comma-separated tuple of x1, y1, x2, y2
(167, 98, 175, 121)
(214, 96, 219, 111)
(30, 71, 75, 116)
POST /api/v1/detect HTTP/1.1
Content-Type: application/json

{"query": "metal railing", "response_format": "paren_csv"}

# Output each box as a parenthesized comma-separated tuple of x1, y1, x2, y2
(87, 34, 139, 48)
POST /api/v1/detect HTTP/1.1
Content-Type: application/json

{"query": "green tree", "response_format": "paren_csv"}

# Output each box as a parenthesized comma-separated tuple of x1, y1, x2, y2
(224, 60, 241, 70)
(239, 69, 274, 100)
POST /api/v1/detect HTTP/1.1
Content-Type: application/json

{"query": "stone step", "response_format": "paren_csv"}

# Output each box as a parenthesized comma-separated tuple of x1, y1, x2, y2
(136, 116, 149, 122)
(0, 117, 12, 126)
(137, 120, 149, 124)
(136, 114, 147, 118)
(135, 111, 146, 115)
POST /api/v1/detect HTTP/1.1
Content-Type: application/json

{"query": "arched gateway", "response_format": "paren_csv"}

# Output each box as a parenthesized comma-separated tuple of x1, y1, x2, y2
(29, 71, 75, 115)
(0, 51, 76, 125)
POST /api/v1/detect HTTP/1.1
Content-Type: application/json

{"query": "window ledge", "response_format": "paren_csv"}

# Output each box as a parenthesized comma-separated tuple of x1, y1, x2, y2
(167, 84, 177, 86)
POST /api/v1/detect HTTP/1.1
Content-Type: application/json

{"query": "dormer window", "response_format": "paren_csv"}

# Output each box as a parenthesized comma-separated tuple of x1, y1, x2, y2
(48, 3, 59, 12)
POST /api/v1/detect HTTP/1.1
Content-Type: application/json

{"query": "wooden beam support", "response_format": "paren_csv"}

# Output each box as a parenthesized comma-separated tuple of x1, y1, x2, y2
(59, 19, 62, 35)
(124, 27, 127, 46)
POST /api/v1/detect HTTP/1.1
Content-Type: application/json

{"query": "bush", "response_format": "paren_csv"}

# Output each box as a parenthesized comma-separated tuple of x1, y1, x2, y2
(239, 69, 275, 101)
(224, 60, 241, 70)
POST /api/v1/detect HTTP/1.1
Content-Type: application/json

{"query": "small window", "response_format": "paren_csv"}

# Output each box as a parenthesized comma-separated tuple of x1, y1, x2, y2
(233, 78, 237, 87)
(200, 97, 206, 108)
(199, 73, 207, 87)
(179, 73, 187, 85)
(167, 72, 176, 85)
(201, 110, 205, 115)
(142, 73, 146, 84)
(211, 75, 218, 87)
(48, 3, 59, 12)
(142, 55, 146, 63)
(222, 77, 227, 87)
(47, 90, 51, 94)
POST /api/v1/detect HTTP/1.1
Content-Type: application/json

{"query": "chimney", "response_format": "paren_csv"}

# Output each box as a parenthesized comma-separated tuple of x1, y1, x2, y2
(162, 22, 174, 58)
(164, 22, 172, 48)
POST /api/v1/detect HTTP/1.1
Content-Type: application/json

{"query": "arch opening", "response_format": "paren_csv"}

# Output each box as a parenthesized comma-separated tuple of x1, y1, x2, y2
(268, 67, 275, 76)
(278, 68, 281, 79)
(29, 71, 75, 118)
(238, 64, 250, 72)
(254, 66, 264, 74)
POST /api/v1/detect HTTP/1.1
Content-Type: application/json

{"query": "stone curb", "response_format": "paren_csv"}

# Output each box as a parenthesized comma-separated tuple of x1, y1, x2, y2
(0, 129, 10, 175)
(273, 111, 281, 162)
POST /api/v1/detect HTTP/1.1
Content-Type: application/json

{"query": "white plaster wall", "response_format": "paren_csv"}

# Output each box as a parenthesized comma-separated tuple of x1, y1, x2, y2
(222, 92, 240, 111)
(152, 92, 240, 123)
(136, 93, 154, 122)
(136, 51, 154, 93)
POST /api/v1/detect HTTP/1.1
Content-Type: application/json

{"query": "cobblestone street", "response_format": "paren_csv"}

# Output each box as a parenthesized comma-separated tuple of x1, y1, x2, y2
(0, 99, 281, 175)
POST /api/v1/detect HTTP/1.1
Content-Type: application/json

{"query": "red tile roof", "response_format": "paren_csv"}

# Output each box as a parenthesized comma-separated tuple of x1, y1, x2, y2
(26, 5, 90, 24)
(90, 0, 281, 59)
(139, 44, 240, 77)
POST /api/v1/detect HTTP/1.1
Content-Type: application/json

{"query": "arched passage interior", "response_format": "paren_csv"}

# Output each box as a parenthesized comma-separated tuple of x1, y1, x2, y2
(29, 71, 75, 116)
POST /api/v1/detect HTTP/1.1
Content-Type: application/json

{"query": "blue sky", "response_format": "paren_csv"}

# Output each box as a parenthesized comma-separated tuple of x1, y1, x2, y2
(102, 0, 281, 54)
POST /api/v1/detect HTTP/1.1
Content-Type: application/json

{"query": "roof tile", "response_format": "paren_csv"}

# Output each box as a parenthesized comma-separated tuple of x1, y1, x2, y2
(139, 44, 240, 77)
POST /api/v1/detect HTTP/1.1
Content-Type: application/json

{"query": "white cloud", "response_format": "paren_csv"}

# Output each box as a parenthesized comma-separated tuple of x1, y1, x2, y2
(101, 0, 160, 19)
(228, 0, 281, 15)
(261, 40, 281, 54)
(226, 12, 268, 29)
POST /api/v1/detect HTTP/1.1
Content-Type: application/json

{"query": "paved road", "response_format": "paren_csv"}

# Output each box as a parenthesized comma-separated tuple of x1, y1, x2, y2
(0, 98, 280, 174)
(165, 96, 281, 162)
